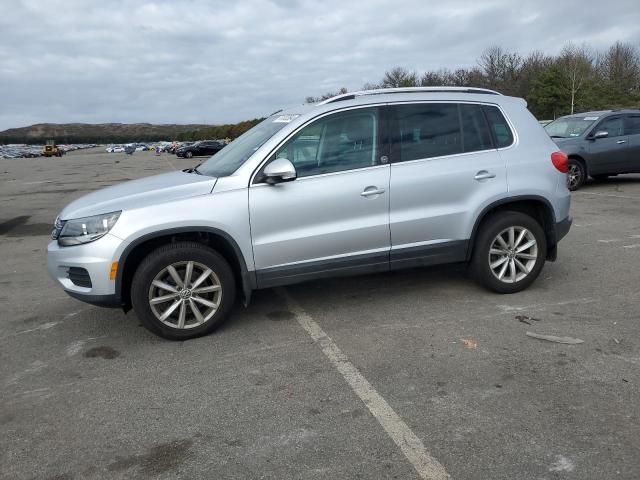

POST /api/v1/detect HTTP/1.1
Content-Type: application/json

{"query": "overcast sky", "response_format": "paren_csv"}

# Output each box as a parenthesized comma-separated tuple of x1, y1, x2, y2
(1, 0, 639, 131)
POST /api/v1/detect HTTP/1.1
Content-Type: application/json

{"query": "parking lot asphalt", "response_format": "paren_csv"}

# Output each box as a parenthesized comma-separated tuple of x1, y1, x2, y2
(1, 148, 639, 480)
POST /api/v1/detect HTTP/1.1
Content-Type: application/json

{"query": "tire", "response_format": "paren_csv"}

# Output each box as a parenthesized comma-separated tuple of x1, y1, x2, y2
(470, 211, 547, 294)
(131, 242, 236, 340)
(185, 151, 193, 159)
(567, 159, 585, 191)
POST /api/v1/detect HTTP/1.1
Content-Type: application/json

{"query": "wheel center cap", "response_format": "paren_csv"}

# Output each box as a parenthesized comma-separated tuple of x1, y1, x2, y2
(179, 289, 192, 300)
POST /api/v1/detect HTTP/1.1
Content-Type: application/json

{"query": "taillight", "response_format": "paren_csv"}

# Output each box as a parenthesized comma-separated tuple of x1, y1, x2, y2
(551, 151, 568, 173)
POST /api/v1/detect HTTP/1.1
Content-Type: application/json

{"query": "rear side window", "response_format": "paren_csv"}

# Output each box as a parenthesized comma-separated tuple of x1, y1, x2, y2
(460, 104, 493, 152)
(394, 103, 462, 161)
(483, 106, 514, 148)
(624, 115, 640, 135)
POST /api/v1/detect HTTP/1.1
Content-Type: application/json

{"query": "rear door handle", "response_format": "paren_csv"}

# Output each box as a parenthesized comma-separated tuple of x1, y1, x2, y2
(616, 140, 627, 144)
(474, 170, 496, 181)
(361, 186, 386, 197)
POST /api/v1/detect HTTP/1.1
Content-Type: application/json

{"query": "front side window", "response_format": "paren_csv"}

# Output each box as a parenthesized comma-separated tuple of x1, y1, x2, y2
(595, 117, 624, 137)
(483, 106, 514, 148)
(393, 103, 462, 161)
(272, 108, 380, 178)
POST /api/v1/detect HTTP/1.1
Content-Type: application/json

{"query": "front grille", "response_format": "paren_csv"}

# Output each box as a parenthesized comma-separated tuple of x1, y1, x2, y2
(68, 267, 92, 288)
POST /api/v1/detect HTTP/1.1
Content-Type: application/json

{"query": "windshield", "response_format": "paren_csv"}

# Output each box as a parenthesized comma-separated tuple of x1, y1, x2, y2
(544, 116, 598, 138)
(197, 116, 292, 177)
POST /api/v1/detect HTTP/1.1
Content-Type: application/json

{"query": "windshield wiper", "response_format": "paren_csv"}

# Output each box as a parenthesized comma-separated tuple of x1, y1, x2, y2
(183, 163, 203, 175)
(550, 135, 566, 138)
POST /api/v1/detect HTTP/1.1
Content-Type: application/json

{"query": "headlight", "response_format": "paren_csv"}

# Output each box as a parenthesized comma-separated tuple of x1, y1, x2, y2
(56, 211, 121, 246)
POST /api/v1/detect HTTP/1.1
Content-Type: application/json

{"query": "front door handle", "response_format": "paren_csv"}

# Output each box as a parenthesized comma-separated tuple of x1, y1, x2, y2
(616, 140, 627, 144)
(361, 186, 386, 197)
(474, 170, 496, 181)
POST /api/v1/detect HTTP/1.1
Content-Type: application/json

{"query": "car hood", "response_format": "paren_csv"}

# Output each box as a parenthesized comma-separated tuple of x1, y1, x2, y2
(60, 170, 217, 220)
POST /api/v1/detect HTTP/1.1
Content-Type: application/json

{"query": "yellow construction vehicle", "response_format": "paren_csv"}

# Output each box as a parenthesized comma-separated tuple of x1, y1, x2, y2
(43, 140, 65, 157)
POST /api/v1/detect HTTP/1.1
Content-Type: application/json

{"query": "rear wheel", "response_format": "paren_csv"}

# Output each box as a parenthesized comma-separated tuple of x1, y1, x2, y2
(131, 242, 236, 340)
(470, 212, 547, 293)
(567, 159, 585, 191)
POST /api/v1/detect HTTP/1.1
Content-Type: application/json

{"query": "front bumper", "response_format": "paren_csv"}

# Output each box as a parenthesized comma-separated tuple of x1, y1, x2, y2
(47, 233, 123, 307)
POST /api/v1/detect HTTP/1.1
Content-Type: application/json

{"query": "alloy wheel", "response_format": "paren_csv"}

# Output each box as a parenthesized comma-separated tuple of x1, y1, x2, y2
(148, 261, 222, 329)
(488, 226, 538, 283)
(567, 163, 582, 190)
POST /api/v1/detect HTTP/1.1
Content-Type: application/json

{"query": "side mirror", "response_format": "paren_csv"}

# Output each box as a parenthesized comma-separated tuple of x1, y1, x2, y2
(591, 131, 609, 140)
(263, 158, 297, 184)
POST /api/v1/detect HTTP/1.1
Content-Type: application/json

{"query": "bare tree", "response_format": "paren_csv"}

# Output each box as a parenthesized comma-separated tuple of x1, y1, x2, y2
(420, 70, 444, 86)
(305, 87, 348, 103)
(597, 41, 640, 93)
(558, 43, 595, 114)
(478, 46, 523, 93)
(381, 67, 419, 88)
(362, 82, 381, 90)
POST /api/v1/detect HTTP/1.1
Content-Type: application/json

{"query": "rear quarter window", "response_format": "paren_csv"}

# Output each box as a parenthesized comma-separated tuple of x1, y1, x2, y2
(482, 106, 514, 148)
(460, 104, 493, 153)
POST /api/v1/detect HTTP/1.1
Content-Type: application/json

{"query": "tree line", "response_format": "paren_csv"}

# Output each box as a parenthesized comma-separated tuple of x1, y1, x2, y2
(0, 119, 265, 145)
(306, 41, 640, 120)
(174, 118, 263, 142)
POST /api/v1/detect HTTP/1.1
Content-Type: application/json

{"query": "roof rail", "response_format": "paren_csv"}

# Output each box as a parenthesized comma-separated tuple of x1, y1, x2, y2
(317, 86, 502, 105)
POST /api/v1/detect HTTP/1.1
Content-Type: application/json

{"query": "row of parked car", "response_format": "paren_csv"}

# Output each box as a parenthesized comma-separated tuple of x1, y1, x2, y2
(0, 143, 97, 159)
(105, 143, 153, 153)
(544, 109, 640, 190)
(105, 140, 227, 159)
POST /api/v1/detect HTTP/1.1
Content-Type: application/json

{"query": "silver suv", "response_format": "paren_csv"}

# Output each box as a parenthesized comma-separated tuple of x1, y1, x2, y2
(48, 87, 572, 340)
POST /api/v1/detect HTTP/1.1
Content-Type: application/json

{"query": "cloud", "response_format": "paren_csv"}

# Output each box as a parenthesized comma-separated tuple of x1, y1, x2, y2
(1, 0, 639, 130)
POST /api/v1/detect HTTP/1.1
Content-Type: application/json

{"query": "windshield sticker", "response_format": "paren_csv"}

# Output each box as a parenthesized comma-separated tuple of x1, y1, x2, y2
(273, 114, 300, 123)
(583, 116, 599, 121)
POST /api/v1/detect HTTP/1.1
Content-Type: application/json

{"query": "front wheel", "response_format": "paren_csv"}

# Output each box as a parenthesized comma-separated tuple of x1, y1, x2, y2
(470, 212, 547, 294)
(185, 151, 193, 159)
(131, 242, 236, 340)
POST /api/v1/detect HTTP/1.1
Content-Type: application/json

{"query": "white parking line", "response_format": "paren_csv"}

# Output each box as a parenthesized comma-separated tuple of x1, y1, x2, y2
(575, 191, 640, 200)
(279, 288, 450, 480)
(164, 156, 176, 170)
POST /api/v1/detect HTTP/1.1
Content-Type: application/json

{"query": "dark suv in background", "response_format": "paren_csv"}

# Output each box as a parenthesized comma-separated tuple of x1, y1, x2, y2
(545, 109, 640, 190)
(176, 140, 225, 158)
